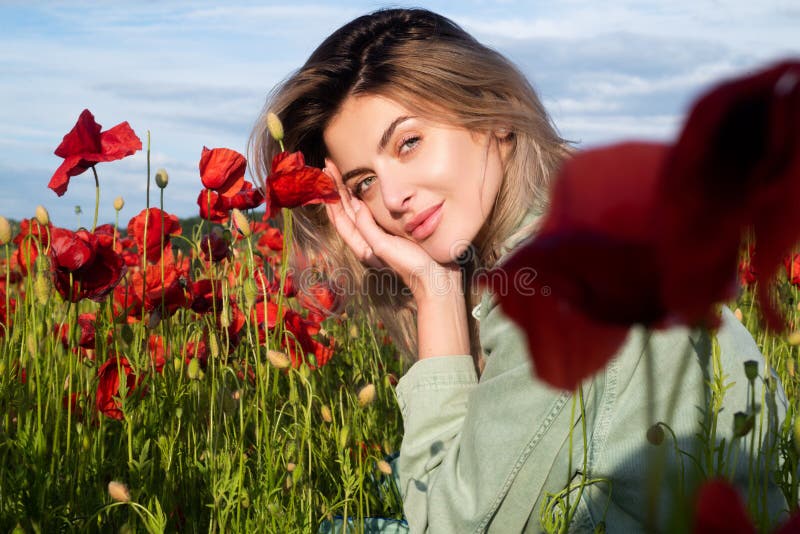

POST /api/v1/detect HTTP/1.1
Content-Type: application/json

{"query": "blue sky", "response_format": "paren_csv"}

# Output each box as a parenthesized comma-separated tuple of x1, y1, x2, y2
(1, 1, 798, 226)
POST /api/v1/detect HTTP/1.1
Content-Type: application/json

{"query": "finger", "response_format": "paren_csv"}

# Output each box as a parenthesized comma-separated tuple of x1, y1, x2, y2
(325, 200, 383, 269)
(324, 158, 357, 221)
(350, 197, 395, 261)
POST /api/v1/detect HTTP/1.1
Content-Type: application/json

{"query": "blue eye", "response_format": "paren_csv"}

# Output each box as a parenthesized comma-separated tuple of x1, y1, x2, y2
(354, 175, 376, 197)
(400, 136, 420, 153)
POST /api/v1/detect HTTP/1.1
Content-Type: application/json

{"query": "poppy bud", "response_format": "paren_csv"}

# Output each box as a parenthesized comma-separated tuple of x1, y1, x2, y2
(0, 216, 11, 245)
(733, 308, 743, 322)
(320, 405, 333, 423)
(743, 360, 759, 382)
(357, 383, 376, 407)
(232, 208, 251, 238)
(349, 325, 359, 338)
(788, 331, 800, 346)
(108, 480, 131, 503)
(35, 205, 50, 226)
(339, 425, 350, 449)
(208, 333, 220, 359)
(187, 357, 201, 380)
(287, 461, 296, 472)
(733, 411, 754, 438)
(646, 424, 664, 446)
(268, 349, 291, 369)
(155, 168, 169, 189)
(34, 272, 52, 305)
(267, 112, 284, 142)
(788, 358, 796, 378)
(113, 196, 125, 211)
(243, 279, 258, 310)
(377, 459, 393, 476)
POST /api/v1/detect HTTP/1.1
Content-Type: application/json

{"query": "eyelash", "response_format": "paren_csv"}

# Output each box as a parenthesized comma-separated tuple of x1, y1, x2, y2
(352, 135, 421, 197)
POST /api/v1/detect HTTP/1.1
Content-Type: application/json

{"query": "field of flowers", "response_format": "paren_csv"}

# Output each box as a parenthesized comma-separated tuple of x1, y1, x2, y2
(0, 110, 407, 533)
(2, 58, 800, 533)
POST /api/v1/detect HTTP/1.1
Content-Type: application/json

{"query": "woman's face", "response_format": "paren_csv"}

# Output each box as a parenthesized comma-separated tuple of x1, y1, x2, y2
(323, 94, 505, 264)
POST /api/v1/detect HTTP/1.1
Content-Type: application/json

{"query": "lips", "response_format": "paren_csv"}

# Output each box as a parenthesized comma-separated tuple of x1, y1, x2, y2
(405, 202, 444, 240)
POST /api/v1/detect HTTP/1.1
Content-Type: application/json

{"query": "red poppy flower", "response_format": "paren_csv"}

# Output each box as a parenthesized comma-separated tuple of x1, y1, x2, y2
(50, 227, 126, 303)
(298, 281, 342, 323)
(148, 334, 167, 373)
(0, 288, 14, 336)
(199, 232, 230, 263)
(197, 189, 230, 223)
(12, 218, 52, 276)
(127, 207, 182, 264)
(96, 355, 141, 421)
(199, 147, 246, 197)
(227, 181, 265, 211)
(266, 151, 338, 210)
(488, 142, 668, 390)
(257, 226, 283, 252)
(656, 60, 800, 331)
(490, 60, 800, 391)
(738, 245, 758, 288)
(184, 340, 209, 370)
(784, 253, 800, 287)
(49, 109, 142, 196)
(190, 279, 224, 314)
(127, 254, 190, 316)
(282, 309, 334, 369)
(693, 479, 800, 534)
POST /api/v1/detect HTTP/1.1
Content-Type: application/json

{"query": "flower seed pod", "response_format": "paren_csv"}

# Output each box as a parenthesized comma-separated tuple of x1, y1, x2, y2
(320, 405, 333, 423)
(0, 216, 11, 245)
(155, 168, 169, 189)
(268, 350, 291, 369)
(113, 196, 125, 211)
(743, 360, 759, 382)
(267, 112, 284, 142)
(788, 331, 800, 346)
(733, 411, 754, 438)
(232, 208, 251, 238)
(108, 480, 131, 503)
(646, 424, 664, 446)
(357, 383, 376, 407)
(35, 205, 50, 226)
(377, 459, 393, 476)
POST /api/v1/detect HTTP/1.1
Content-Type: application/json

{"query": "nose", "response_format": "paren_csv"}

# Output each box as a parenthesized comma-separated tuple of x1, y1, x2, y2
(378, 165, 414, 214)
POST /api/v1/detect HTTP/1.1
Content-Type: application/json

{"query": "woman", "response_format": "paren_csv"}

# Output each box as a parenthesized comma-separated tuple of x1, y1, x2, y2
(251, 8, 786, 533)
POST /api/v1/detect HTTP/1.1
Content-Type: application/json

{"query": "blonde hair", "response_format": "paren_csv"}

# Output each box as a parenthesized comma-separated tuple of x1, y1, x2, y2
(250, 8, 568, 362)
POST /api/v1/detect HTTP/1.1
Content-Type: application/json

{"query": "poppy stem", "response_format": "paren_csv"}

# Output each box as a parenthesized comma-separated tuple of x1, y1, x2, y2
(91, 166, 100, 232)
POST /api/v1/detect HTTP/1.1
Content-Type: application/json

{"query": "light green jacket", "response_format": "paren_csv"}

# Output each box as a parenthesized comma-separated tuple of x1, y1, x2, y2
(394, 291, 787, 533)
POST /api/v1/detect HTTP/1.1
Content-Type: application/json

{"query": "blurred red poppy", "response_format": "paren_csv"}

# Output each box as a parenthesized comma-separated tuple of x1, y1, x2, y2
(266, 151, 338, 210)
(692, 479, 800, 534)
(96, 355, 140, 421)
(784, 253, 800, 287)
(488, 143, 667, 390)
(49, 109, 142, 196)
(227, 181, 265, 211)
(657, 60, 800, 331)
(298, 281, 342, 323)
(127, 254, 190, 317)
(738, 245, 758, 288)
(490, 60, 800, 391)
(127, 207, 182, 264)
(199, 147, 246, 197)
(49, 227, 126, 303)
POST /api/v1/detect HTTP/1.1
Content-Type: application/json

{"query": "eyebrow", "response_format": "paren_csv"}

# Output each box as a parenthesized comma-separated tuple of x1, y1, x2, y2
(340, 115, 414, 185)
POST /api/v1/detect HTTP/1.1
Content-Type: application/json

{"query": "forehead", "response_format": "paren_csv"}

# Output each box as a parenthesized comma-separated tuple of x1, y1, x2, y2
(324, 95, 411, 148)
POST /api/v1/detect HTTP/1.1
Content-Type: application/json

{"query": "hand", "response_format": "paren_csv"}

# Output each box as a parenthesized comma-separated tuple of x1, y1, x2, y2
(323, 159, 462, 303)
